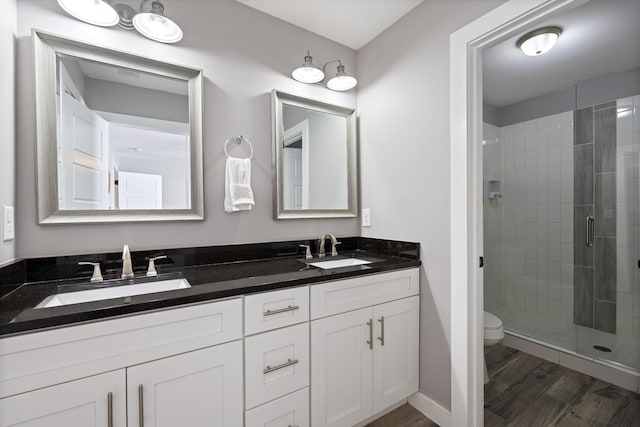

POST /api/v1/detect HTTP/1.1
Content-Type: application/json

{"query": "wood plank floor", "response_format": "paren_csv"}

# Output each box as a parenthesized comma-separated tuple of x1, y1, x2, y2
(367, 344, 640, 427)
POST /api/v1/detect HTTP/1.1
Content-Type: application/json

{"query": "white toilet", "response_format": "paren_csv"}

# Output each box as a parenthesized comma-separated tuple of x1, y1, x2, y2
(483, 311, 504, 384)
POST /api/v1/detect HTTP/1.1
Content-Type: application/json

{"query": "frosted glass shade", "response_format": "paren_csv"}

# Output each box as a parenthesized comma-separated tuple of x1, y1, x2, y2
(57, 0, 119, 27)
(517, 27, 562, 56)
(326, 64, 357, 91)
(292, 66, 325, 84)
(133, 12, 183, 43)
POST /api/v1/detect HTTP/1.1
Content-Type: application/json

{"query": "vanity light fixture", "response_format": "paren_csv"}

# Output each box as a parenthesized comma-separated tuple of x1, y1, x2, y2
(517, 27, 562, 56)
(132, 0, 183, 44)
(291, 51, 325, 84)
(292, 52, 357, 91)
(56, 0, 119, 27)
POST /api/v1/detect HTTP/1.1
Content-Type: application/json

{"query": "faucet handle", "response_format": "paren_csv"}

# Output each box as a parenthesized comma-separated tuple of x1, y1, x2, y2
(78, 262, 103, 282)
(299, 244, 312, 260)
(146, 255, 167, 277)
(331, 241, 342, 257)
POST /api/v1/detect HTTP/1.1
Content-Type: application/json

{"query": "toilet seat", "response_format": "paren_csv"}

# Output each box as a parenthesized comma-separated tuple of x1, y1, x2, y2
(484, 311, 503, 330)
(483, 311, 504, 342)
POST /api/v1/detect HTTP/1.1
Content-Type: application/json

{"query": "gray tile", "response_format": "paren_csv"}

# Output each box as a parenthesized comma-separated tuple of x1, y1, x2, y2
(595, 237, 616, 302)
(574, 144, 594, 205)
(594, 101, 616, 111)
(594, 300, 616, 334)
(574, 266, 594, 327)
(594, 108, 616, 173)
(594, 173, 616, 238)
(574, 107, 593, 145)
(574, 206, 594, 267)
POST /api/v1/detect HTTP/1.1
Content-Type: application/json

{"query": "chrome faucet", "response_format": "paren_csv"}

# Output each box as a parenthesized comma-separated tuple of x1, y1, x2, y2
(121, 244, 134, 279)
(318, 234, 341, 258)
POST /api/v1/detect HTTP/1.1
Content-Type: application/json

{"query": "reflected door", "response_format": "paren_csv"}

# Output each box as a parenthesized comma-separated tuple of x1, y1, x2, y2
(118, 171, 163, 209)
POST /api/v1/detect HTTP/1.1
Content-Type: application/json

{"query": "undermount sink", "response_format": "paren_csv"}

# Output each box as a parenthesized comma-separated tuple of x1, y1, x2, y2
(307, 258, 372, 269)
(35, 278, 191, 309)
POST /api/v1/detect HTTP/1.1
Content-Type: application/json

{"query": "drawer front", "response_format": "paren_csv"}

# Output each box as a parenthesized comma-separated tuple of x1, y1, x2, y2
(310, 268, 419, 319)
(0, 298, 242, 399)
(245, 323, 309, 409)
(245, 286, 309, 335)
(245, 388, 309, 427)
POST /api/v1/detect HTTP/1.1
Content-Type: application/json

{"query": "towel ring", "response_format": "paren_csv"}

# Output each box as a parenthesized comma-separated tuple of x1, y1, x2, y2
(224, 135, 254, 159)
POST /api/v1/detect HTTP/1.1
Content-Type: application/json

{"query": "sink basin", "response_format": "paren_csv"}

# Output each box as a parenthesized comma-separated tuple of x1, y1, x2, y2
(35, 278, 191, 309)
(307, 258, 372, 269)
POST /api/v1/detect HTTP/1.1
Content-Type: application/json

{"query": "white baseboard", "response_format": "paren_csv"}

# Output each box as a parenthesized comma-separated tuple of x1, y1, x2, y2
(408, 392, 451, 427)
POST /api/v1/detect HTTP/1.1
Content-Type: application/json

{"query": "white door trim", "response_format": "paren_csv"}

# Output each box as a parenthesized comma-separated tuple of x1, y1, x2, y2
(449, 0, 589, 425)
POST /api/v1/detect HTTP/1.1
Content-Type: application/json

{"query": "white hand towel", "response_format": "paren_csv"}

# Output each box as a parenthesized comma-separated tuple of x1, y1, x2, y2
(224, 157, 255, 213)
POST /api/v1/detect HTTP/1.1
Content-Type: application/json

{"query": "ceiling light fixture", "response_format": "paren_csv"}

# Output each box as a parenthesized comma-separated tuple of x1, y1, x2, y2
(291, 52, 357, 91)
(291, 51, 325, 84)
(56, 0, 119, 27)
(132, 0, 183, 44)
(516, 27, 562, 56)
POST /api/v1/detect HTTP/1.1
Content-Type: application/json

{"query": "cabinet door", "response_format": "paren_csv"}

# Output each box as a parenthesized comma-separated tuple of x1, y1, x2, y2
(372, 296, 420, 412)
(0, 370, 126, 427)
(311, 307, 373, 427)
(127, 341, 243, 427)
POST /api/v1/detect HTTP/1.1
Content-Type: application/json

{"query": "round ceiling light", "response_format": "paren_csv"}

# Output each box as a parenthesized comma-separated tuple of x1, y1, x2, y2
(133, 1, 183, 44)
(57, 0, 119, 27)
(292, 51, 325, 84)
(517, 27, 562, 56)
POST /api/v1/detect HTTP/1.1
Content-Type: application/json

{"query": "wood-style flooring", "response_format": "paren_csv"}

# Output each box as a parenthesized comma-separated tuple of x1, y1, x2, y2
(367, 344, 640, 427)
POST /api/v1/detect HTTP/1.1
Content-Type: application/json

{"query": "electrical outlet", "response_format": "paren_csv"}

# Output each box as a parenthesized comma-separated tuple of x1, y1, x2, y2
(362, 208, 371, 227)
(3, 206, 15, 241)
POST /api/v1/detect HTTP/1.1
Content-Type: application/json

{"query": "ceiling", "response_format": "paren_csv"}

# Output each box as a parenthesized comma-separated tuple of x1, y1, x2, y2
(483, 0, 640, 108)
(235, 0, 424, 50)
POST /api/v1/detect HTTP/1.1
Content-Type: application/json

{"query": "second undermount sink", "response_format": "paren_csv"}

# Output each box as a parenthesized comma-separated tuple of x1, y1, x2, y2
(35, 278, 191, 309)
(307, 258, 372, 269)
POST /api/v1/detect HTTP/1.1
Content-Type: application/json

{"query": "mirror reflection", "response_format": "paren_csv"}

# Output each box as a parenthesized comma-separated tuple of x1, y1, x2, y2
(56, 54, 191, 210)
(271, 90, 358, 219)
(282, 104, 348, 210)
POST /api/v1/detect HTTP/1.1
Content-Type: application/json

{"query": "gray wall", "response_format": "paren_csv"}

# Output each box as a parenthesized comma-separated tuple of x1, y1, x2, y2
(84, 78, 189, 123)
(487, 67, 640, 127)
(0, 0, 17, 265)
(357, 0, 505, 410)
(15, 0, 359, 257)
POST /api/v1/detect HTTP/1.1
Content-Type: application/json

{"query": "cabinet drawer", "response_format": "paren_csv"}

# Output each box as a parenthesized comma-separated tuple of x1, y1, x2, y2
(0, 298, 242, 399)
(245, 388, 309, 427)
(310, 268, 419, 319)
(245, 323, 309, 409)
(245, 286, 309, 335)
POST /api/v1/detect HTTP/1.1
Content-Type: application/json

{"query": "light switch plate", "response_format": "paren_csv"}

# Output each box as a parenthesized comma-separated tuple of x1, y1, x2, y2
(362, 208, 371, 227)
(3, 206, 14, 241)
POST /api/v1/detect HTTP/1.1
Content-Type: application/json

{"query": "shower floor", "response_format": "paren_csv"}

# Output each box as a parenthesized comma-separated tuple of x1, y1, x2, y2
(489, 306, 640, 373)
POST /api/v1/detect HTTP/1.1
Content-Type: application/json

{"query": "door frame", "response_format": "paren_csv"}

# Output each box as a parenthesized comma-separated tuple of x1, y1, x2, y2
(449, 0, 588, 425)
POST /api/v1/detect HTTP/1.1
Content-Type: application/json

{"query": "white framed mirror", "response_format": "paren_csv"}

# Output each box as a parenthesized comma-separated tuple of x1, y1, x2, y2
(271, 90, 358, 219)
(33, 30, 204, 224)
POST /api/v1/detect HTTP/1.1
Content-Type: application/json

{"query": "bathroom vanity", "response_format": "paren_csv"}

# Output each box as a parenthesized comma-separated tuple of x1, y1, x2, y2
(0, 238, 420, 427)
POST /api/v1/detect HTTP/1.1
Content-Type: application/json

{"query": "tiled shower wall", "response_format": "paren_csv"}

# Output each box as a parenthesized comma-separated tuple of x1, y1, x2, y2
(483, 111, 575, 324)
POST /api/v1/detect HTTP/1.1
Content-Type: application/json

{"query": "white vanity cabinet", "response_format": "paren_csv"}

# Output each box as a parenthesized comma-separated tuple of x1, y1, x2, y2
(310, 269, 420, 427)
(0, 298, 243, 427)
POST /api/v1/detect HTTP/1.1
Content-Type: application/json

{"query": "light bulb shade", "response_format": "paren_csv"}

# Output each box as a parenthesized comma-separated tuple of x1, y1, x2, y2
(57, 0, 119, 27)
(133, 1, 183, 43)
(292, 52, 324, 83)
(326, 64, 357, 91)
(517, 27, 562, 56)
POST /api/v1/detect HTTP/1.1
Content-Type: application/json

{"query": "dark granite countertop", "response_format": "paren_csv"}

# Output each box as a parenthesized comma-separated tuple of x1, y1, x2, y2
(0, 238, 420, 337)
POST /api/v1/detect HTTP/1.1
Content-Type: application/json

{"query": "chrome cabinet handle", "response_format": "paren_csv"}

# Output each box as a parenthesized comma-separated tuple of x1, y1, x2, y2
(366, 319, 373, 350)
(264, 358, 299, 374)
(264, 305, 299, 316)
(377, 316, 385, 346)
(585, 215, 594, 247)
(107, 392, 113, 427)
(138, 384, 144, 427)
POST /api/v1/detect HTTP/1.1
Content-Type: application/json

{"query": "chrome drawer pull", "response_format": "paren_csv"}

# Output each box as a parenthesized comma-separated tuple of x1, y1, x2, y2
(107, 392, 113, 427)
(366, 319, 373, 350)
(264, 305, 300, 316)
(138, 384, 144, 427)
(264, 358, 299, 374)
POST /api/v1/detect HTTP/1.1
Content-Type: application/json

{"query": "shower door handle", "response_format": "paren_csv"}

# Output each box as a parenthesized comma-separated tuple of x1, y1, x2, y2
(585, 215, 594, 247)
